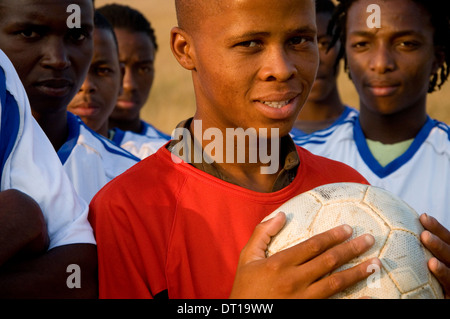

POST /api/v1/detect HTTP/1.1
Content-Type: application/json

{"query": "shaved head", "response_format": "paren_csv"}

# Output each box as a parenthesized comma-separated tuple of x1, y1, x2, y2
(175, 0, 223, 32)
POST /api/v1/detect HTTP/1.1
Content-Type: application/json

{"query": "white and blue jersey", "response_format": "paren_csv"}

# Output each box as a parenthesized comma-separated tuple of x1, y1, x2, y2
(60, 112, 140, 203)
(110, 125, 170, 159)
(294, 113, 450, 229)
(290, 106, 359, 138)
(0, 50, 95, 249)
(141, 120, 171, 140)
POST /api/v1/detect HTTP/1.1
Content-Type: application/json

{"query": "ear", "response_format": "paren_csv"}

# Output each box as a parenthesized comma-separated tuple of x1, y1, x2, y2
(170, 27, 196, 71)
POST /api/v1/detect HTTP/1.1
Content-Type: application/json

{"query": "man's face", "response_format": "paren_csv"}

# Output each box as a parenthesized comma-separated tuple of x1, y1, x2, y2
(68, 28, 122, 132)
(346, 0, 441, 115)
(183, 0, 318, 137)
(111, 28, 155, 122)
(0, 0, 94, 115)
(307, 12, 340, 102)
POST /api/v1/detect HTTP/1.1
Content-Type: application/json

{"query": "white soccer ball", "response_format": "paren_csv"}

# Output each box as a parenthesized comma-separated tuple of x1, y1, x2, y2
(263, 182, 444, 299)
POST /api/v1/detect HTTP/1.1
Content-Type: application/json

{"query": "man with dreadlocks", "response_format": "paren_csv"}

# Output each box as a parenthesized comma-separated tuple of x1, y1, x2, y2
(295, 0, 450, 297)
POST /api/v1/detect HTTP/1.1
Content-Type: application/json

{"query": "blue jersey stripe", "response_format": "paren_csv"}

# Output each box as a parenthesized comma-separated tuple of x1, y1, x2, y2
(0, 66, 20, 184)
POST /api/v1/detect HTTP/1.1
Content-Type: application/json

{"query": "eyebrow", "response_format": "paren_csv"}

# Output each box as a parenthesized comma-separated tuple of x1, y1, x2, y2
(349, 30, 426, 39)
(228, 27, 317, 43)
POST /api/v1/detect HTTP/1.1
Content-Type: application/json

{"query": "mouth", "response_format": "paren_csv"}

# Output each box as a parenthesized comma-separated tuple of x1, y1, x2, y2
(116, 99, 139, 109)
(254, 94, 301, 120)
(366, 81, 400, 97)
(34, 79, 74, 97)
(70, 102, 101, 116)
(260, 100, 291, 109)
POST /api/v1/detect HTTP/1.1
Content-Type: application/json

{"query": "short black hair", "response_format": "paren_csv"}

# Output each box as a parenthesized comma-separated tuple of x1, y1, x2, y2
(96, 3, 158, 51)
(94, 10, 118, 52)
(328, 0, 450, 93)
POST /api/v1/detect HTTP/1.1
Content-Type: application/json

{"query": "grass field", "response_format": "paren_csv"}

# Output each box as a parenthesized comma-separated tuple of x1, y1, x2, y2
(96, 0, 450, 135)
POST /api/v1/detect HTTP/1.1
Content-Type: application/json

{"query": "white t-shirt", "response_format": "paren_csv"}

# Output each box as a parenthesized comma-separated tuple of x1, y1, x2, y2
(293, 113, 450, 229)
(0, 50, 95, 249)
(60, 112, 140, 203)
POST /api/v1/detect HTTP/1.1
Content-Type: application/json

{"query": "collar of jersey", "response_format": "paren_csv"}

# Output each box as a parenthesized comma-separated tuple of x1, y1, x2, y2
(353, 116, 436, 178)
(57, 112, 80, 165)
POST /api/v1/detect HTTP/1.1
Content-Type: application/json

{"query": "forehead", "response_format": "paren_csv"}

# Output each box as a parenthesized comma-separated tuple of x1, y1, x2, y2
(115, 29, 155, 61)
(0, 0, 93, 27)
(93, 29, 117, 58)
(347, 0, 433, 35)
(192, 0, 316, 38)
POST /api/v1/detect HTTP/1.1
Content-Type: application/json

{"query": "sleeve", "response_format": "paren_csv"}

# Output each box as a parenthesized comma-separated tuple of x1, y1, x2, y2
(89, 185, 155, 299)
(0, 50, 95, 249)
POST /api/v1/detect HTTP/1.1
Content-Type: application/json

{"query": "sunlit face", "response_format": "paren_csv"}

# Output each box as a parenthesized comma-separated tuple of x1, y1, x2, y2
(180, 0, 318, 137)
(68, 28, 122, 133)
(307, 12, 340, 102)
(0, 0, 94, 114)
(111, 28, 155, 122)
(346, 0, 441, 115)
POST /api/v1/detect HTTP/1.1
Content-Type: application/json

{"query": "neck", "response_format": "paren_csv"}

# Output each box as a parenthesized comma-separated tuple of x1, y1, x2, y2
(109, 117, 142, 134)
(297, 87, 344, 121)
(32, 110, 69, 152)
(359, 99, 428, 144)
(96, 121, 109, 138)
(189, 119, 283, 193)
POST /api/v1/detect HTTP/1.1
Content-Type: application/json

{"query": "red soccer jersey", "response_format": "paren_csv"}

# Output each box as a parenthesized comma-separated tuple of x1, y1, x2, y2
(89, 145, 368, 298)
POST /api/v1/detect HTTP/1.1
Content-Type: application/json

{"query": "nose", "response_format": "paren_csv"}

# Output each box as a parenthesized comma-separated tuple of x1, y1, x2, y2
(80, 75, 97, 93)
(369, 43, 396, 74)
(258, 46, 297, 82)
(40, 37, 71, 70)
(122, 66, 137, 92)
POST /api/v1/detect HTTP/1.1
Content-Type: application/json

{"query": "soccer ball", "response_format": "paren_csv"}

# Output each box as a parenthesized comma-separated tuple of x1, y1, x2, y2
(263, 182, 444, 299)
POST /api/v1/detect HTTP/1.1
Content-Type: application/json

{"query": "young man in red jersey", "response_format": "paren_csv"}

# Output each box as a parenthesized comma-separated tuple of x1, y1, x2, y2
(89, 0, 383, 299)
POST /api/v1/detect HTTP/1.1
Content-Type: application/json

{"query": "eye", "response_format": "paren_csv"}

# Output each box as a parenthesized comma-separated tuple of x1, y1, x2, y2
(236, 40, 261, 48)
(96, 66, 113, 76)
(68, 28, 90, 42)
(398, 41, 420, 50)
(19, 29, 40, 39)
(350, 41, 370, 51)
(138, 65, 153, 74)
(289, 36, 307, 46)
(318, 38, 332, 50)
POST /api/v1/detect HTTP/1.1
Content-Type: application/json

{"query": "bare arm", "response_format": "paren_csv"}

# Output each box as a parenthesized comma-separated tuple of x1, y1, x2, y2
(0, 243, 97, 299)
(230, 212, 379, 299)
(0, 189, 49, 266)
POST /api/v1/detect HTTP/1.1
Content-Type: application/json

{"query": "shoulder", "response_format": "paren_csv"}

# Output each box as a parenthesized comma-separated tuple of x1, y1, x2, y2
(292, 111, 358, 147)
(141, 121, 171, 140)
(73, 115, 140, 163)
(114, 128, 169, 159)
(91, 146, 185, 200)
(89, 146, 188, 230)
(296, 145, 369, 185)
(425, 119, 450, 156)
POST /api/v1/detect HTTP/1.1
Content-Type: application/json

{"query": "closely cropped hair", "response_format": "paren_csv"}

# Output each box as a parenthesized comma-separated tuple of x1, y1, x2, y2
(328, 0, 450, 92)
(97, 4, 158, 51)
(94, 11, 118, 52)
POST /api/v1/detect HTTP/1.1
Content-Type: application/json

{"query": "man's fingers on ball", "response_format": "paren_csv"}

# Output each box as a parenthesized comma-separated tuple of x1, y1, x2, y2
(288, 224, 354, 263)
(310, 257, 381, 298)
